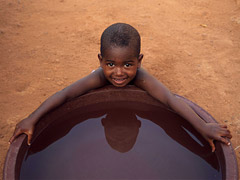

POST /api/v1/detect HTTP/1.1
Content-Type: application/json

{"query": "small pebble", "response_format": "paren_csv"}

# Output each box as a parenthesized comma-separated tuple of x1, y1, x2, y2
(57, 81, 64, 86)
(200, 24, 207, 28)
(184, 50, 192, 56)
(16, 23, 22, 28)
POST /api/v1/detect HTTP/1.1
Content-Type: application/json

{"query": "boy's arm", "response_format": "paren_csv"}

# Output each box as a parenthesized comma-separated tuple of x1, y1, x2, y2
(134, 68, 232, 152)
(9, 68, 107, 145)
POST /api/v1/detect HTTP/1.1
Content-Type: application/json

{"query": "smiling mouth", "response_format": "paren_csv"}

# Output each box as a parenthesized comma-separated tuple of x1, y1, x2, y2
(112, 78, 127, 85)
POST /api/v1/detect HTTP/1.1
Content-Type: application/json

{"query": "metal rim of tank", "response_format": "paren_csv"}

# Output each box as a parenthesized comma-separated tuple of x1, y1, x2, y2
(3, 85, 238, 180)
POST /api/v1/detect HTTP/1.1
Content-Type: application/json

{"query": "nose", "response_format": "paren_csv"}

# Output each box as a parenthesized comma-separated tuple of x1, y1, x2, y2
(115, 67, 124, 76)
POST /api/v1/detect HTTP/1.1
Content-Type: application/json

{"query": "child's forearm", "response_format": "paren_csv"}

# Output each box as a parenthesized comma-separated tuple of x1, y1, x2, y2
(9, 91, 69, 145)
(27, 90, 68, 124)
(26, 69, 106, 124)
(167, 94, 231, 152)
(167, 94, 207, 133)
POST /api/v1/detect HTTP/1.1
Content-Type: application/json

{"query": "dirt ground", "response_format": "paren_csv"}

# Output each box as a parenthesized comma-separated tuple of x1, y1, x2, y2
(0, 0, 240, 178)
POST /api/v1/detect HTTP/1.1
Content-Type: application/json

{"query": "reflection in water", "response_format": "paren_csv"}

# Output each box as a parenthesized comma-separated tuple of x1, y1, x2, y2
(102, 110, 141, 153)
(20, 101, 222, 179)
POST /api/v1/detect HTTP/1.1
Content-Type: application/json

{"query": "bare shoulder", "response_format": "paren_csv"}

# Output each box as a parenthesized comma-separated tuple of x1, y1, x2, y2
(134, 68, 153, 86)
(82, 67, 107, 87)
(61, 67, 107, 99)
(134, 67, 170, 93)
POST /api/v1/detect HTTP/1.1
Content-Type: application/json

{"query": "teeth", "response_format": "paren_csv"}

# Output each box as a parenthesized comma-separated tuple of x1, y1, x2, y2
(113, 78, 126, 83)
(114, 79, 125, 81)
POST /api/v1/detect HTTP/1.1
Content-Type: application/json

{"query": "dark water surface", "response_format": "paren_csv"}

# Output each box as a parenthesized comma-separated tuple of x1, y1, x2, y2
(20, 101, 222, 179)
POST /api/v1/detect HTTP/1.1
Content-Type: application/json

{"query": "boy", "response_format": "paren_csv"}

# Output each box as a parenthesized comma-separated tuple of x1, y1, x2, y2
(9, 23, 232, 152)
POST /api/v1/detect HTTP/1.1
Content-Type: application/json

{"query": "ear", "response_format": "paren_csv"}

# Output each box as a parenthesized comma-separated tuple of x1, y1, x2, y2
(98, 53, 103, 66)
(137, 54, 143, 68)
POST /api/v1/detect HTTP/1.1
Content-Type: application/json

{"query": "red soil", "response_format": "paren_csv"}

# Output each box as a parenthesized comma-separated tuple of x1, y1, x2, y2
(0, 0, 240, 178)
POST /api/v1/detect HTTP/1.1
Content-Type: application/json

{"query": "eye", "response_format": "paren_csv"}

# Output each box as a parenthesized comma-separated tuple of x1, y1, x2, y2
(124, 63, 132, 68)
(107, 63, 115, 67)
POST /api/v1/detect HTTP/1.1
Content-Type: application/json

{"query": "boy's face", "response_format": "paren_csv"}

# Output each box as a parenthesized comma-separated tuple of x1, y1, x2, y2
(98, 46, 143, 87)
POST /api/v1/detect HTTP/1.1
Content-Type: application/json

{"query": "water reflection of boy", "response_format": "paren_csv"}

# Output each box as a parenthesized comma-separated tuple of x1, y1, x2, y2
(101, 109, 141, 153)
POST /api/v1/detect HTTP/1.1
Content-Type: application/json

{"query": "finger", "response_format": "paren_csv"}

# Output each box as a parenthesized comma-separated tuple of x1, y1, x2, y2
(218, 137, 230, 146)
(218, 130, 232, 140)
(9, 129, 21, 144)
(221, 132, 232, 139)
(9, 136, 15, 144)
(208, 140, 215, 152)
(220, 129, 231, 136)
(220, 124, 227, 128)
(27, 132, 33, 146)
(226, 134, 232, 139)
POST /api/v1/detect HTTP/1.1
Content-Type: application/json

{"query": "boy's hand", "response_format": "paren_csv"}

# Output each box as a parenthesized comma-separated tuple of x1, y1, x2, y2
(201, 123, 232, 152)
(9, 117, 35, 146)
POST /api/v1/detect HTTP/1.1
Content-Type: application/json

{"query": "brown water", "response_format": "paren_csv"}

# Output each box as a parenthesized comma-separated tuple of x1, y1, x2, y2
(20, 101, 222, 179)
